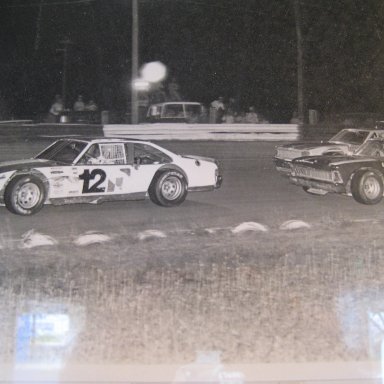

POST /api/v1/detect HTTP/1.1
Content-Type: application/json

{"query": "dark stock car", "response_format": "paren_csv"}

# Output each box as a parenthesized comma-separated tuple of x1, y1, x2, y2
(275, 128, 384, 175)
(289, 139, 384, 205)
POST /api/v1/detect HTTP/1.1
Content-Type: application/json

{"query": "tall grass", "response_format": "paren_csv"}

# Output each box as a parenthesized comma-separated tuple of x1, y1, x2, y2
(1, 222, 384, 365)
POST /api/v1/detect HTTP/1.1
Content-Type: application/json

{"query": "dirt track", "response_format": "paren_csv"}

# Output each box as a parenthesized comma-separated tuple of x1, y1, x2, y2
(0, 139, 382, 238)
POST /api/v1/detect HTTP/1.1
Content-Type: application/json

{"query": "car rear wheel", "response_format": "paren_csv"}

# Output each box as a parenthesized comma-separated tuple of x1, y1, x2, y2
(149, 170, 188, 207)
(351, 170, 383, 205)
(4, 175, 46, 215)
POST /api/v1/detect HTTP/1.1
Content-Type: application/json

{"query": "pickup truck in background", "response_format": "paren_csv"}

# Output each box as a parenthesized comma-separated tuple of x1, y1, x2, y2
(146, 102, 207, 123)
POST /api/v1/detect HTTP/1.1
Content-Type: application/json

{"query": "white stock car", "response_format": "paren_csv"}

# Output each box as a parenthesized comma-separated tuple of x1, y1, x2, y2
(274, 128, 384, 175)
(0, 137, 222, 215)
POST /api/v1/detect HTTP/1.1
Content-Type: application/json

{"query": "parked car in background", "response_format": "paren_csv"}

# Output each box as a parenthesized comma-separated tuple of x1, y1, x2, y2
(289, 138, 384, 205)
(274, 128, 384, 175)
(146, 102, 207, 123)
(0, 137, 222, 215)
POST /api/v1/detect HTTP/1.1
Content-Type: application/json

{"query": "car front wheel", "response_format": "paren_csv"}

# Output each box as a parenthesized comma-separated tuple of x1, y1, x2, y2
(149, 170, 188, 207)
(351, 170, 383, 205)
(4, 175, 46, 215)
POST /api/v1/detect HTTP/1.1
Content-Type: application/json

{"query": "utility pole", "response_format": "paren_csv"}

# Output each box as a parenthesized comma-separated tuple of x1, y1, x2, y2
(131, 0, 139, 124)
(57, 38, 73, 109)
(293, 0, 305, 124)
(34, 0, 44, 53)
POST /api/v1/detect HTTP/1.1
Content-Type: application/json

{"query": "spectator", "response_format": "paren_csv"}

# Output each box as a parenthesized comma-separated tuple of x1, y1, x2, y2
(228, 97, 239, 114)
(245, 106, 259, 123)
(210, 96, 225, 123)
(84, 99, 99, 123)
(234, 111, 246, 123)
(224, 106, 235, 123)
(85, 99, 98, 112)
(73, 95, 85, 111)
(47, 94, 64, 122)
(259, 114, 270, 124)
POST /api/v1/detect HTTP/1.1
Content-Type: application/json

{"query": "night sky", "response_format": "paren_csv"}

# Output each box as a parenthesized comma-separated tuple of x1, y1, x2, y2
(1, 0, 384, 122)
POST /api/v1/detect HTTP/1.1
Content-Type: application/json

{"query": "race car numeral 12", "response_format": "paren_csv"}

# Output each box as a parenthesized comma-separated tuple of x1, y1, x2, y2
(79, 169, 106, 193)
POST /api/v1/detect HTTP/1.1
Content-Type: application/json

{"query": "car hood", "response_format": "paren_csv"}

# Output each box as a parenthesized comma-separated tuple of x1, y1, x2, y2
(0, 158, 57, 173)
(279, 141, 349, 151)
(292, 155, 377, 169)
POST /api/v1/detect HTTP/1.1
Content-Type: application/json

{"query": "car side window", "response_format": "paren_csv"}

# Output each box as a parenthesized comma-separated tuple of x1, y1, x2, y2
(133, 143, 171, 165)
(79, 143, 126, 164)
(99, 143, 126, 164)
(368, 142, 384, 157)
(78, 144, 101, 164)
(379, 143, 384, 157)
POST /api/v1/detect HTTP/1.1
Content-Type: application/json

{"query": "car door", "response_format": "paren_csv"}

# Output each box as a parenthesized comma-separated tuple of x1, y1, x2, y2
(125, 142, 171, 192)
(74, 142, 141, 197)
(47, 143, 139, 199)
(48, 142, 170, 198)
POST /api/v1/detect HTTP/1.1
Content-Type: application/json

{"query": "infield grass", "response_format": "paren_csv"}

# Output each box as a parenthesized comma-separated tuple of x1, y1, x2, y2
(0, 219, 383, 365)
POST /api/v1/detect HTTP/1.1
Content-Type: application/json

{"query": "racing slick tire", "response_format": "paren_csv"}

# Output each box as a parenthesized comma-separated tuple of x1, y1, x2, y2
(4, 175, 46, 215)
(148, 170, 188, 207)
(351, 170, 384, 205)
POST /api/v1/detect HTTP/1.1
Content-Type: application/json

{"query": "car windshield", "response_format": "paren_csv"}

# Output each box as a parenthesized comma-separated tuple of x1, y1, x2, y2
(35, 140, 87, 164)
(329, 129, 369, 145)
(355, 140, 384, 157)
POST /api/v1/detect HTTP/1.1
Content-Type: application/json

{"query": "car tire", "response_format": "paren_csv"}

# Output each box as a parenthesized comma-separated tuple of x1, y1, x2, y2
(351, 170, 383, 205)
(148, 170, 188, 207)
(4, 175, 46, 215)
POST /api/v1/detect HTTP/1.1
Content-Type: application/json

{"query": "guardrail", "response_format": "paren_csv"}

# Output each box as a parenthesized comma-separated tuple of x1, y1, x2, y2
(0, 122, 300, 141)
(103, 123, 300, 141)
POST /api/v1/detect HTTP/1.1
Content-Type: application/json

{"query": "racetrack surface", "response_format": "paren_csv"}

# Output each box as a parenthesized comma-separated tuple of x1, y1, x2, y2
(0, 139, 382, 238)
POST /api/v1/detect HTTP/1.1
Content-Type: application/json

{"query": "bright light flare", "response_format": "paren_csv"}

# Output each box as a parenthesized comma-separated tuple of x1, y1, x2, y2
(140, 61, 167, 83)
(133, 78, 150, 91)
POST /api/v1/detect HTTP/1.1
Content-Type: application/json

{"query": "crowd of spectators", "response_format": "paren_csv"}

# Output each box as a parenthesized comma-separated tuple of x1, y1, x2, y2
(45, 80, 298, 125)
(47, 94, 99, 123)
(209, 96, 270, 124)
(146, 79, 271, 124)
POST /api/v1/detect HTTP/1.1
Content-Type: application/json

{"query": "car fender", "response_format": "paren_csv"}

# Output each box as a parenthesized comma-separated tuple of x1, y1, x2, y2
(346, 166, 384, 194)
(7, 169, 50, 195)
(153, 164, 189, 184)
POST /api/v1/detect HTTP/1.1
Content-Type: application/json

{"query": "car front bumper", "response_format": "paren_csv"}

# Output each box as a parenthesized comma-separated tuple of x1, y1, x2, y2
(188, 175, 223, 192)
(215, 175, 223, 189)
(290, 176, 346, 194)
